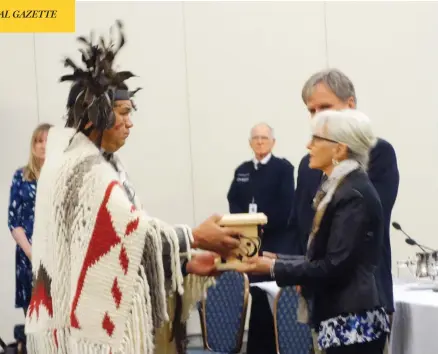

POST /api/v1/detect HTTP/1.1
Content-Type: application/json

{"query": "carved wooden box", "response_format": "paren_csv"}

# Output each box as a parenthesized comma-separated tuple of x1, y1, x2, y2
(215, 213, 267, 271)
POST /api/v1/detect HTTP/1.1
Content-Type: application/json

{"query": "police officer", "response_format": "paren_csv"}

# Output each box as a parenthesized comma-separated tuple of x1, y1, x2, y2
(227, 123, 295, 254)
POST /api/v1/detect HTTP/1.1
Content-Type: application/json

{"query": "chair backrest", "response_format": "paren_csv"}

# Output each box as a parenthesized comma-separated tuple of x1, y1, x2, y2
(198, 271, 249, 353)
(274, 287, 313, 354)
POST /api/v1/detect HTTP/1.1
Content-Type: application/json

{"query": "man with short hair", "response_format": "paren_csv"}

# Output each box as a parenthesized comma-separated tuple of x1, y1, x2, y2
(232, 123, 295, 354)
(261, 69, 398, 354)
(290, 69, 399, 318)
(227, 122, 295, 255)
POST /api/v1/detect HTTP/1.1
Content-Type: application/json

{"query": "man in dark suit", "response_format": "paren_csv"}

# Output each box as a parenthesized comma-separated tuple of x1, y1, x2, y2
(227, 122, 295, 255)
(288, 69, 399, 316)
(248, 71, 399, 354)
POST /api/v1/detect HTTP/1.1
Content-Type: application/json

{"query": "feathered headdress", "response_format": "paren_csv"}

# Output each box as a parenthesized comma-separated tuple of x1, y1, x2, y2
(61, 20, 141, 141)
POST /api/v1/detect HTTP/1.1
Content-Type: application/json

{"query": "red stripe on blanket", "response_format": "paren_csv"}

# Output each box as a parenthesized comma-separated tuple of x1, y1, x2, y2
(119, 245, 129, 275)
(125, 217, 139, 236)
(102, 312, 115, 337)
(28, 264, 53, 320)
(111, 278, 122, 308)
(70, 181, 122, 329)
(54, 329, 58, 348)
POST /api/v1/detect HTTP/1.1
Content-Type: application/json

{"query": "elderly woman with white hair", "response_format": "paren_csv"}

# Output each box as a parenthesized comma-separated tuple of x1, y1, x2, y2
(243, 109, 390, 353)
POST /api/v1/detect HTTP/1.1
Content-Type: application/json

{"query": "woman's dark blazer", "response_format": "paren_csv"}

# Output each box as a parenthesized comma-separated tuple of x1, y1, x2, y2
(274, 169, 384, 325)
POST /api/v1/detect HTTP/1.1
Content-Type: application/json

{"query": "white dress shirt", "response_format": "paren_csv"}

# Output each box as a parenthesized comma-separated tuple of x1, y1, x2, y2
(253, 153, 272, 170)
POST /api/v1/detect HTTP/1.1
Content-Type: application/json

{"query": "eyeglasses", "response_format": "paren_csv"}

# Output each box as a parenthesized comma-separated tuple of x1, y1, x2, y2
(251, 136, 270, 141)
(310, 135, 339, 144)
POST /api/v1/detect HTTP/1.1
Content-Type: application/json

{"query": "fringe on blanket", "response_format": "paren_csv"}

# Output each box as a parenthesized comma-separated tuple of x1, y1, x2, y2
(154, 275, 215, 354)
(27, 221, 214, 354)
(26, 265, 157, 354)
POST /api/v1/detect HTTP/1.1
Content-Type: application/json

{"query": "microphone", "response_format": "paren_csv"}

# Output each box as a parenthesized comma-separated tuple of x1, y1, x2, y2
(404, 238, 417, 246)
(403, 238, 434, 251)
(392, 221, 433, 253)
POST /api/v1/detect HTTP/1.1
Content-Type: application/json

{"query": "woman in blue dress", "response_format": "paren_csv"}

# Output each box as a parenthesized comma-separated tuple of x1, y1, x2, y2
(8, 123, 52, 314)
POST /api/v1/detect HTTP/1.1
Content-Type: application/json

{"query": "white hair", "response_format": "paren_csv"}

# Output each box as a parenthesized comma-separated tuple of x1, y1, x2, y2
(249, 122, 275, 139)
(311, 109, 377, 168)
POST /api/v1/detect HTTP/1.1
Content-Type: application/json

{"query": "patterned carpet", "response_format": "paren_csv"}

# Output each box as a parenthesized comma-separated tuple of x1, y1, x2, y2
(187, 335, 247, 353)
(188, 350, 229, 354)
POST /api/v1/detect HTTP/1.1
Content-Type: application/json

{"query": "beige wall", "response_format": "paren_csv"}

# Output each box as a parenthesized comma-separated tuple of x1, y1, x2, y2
(1, 1, 437, 342)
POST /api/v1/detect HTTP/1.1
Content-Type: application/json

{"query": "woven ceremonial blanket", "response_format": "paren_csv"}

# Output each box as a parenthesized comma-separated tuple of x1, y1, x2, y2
(25, 127, 213, 354)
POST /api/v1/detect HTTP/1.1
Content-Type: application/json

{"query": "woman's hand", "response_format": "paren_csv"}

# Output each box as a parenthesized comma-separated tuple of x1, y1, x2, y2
(263, 251, 277, 259)
(237, 256, 274, 275)
(186, 252, 219, 277)
(12, 227, 32, 262)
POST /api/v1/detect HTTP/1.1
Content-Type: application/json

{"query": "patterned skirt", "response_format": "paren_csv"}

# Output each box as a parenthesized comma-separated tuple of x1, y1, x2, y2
(317, 307, 390, 349)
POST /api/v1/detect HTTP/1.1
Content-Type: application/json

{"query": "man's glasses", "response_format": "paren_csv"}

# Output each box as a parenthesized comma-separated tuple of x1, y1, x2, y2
(251, 136, 270, 141)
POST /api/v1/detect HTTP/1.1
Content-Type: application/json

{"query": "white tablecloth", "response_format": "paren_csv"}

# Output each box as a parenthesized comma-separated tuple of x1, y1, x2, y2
(250, 281, 280, 312)
(251, 279, 438, 354)
(390, 280, 438, 354)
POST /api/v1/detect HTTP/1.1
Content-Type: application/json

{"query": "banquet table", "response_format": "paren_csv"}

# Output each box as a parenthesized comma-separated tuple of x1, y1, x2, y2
(250, 281, 279, 312)
(389, 280, 438, 354)
(250, 279, 438, 354)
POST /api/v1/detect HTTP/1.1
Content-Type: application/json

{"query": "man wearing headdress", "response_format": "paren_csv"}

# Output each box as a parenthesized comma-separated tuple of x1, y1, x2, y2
(25, 21, 240, 354)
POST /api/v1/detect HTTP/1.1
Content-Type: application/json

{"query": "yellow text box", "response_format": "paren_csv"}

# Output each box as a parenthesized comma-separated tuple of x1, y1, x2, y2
(0, 0, 75, 33)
